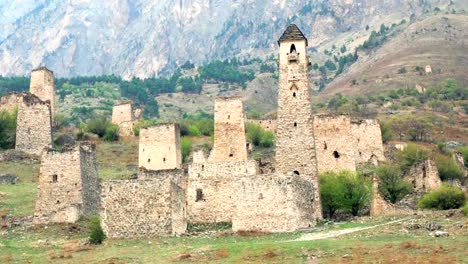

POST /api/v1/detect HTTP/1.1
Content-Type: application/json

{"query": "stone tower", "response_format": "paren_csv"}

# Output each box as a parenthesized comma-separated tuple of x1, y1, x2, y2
(209, 97, 247, 162)
(139, 123, 182, 171)
(275, 24, 322, 218)
(112, 101, 135, 137)
(30, 67, 55, 119)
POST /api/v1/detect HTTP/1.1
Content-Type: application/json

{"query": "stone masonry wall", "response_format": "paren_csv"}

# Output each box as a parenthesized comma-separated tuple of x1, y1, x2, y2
(139, 124, 182, 171)
(187, 160, 259, 223)
(209, 97, 248, 162)
(30, 67, 55, 118)
(15, 94, 52, 156)
(370, 177, 397, 216)
(351, 119, 385, 165)
(111, 102, 134, 137)
(138, 168, 188, 191)
(100, 179, 187, 238)
(313, 114, 356, 174)
(33, 142, 100, 224)
(232, 173, 316, 232)
(0, 93, 24, 112)
(275, 36, 321, 219)
(406, 159, 442, 193)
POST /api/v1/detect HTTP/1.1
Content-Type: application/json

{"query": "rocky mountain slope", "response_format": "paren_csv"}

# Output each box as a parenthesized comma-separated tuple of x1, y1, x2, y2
(0, 0, 459, 78)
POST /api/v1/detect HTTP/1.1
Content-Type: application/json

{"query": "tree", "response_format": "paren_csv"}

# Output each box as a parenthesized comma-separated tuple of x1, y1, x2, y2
(375, 165, 412, 203)
(0, 109, 17, 149)
(86, 115, 111, 138)
(143, 100, 159, 119)
(435, 154, 464, 181)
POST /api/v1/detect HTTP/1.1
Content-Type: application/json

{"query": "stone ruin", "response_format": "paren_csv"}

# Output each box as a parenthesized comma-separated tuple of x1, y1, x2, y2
(406, 159, 442, 194)
(111, 101, 138, 137)
(0, 93, 25, 112)
(30, 67, 55, 119)
(15, 93, 52, 156)
(33, 142, 100, 224)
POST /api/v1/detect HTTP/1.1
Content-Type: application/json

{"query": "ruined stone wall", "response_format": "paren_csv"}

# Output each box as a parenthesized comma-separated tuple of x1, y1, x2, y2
(0, 93, 24, 112)
(232, 173, 316, 232)
(209, 97, 248, 162)
(246, 119, 277, 133)
(33, 142, 99, 224)
(187, 160, 259, 223)
(138, 168, 187, 191)
(192, 150, 207, 163)
(100, 179, 187, 238)
(275, 36, 321, 218)
(111, 102, 134, 137)
(370, 177, 397, 216)
(15, 94, 52, 156)
(406, 160, 442, 193)
(313, 114, 356, 174)
(139, 124, 182, 171)
(30, 67, 55, 117)
(351, 119, 385, 165)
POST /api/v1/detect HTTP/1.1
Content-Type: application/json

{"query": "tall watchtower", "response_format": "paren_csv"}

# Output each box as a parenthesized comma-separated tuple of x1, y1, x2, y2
(30, 67, 55, 119)
(275, 24, 322, 218)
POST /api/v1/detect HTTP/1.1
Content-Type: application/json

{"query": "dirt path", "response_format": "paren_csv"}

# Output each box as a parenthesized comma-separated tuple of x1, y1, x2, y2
(291, 218, 410, 242)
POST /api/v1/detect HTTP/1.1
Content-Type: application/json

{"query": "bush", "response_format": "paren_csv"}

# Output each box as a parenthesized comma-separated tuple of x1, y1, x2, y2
(399, 143, 429, 171)
(379, 121, 393, 143)
(457, 147, 468, 169)
(181, 137, 192, 163)
(463, 204, 468, 216)
(132, 119, 156, 136)
(418, 184, 466, 210)
(86, 115, 111, 138)
(103, 124, 119, 141)
(246, 123, 275, 148)
(0, 109, 17, 149)
(320, 171, 371, 218)
(375, 165, 412, 204)
(88, 216, 106, 244)
(435, 154, 464, 181)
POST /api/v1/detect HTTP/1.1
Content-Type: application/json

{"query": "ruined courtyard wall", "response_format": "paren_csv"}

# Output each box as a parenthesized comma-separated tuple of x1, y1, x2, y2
(209, 97, 248, 162)
(112, 102, 134, 137)
(246, 119, 277, 133)
(187, 160, 259, 223)
(313, 114, 356, 174)
(406, 159, 442, 193)
(139, 124, 182, 171)
(15, 94, 52, 156)
(0, 93, 24, 112)
(30, 67, 55, 117)
(100, 179, 187, 238)
(138, 168, 188, 191)
(351, 119, 385, 164)
(232, 173, 316, 232)
(33, 143, 99, 224)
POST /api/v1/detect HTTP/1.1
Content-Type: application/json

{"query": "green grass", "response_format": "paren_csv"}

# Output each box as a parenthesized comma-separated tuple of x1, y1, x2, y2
(0, 161, 39, 183)
(95, 139, 138, 180)
(0, 183, 36, 217)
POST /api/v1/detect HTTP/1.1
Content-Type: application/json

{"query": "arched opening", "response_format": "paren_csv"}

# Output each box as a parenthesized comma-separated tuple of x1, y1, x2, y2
(293, 92, 296, 97)
(333, 151, 340, 159)
(294, 170, 300, 176)
(290, 44, 297, 54)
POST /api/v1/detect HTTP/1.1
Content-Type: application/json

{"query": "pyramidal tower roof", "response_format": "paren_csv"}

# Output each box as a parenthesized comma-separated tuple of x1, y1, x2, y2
(278, 24, 308, 46)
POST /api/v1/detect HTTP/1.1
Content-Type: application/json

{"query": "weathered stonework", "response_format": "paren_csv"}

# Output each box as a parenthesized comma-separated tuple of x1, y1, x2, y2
(187, 160, 259, 223)
(138, 124, 182, 171)
(246, 119, 277, 133)
(15, 94, 52, 156)
(111, 101, 135, 137)
(209, 97, 248, 162)
(138, 168, 188, 191)
(232, 173, 316, 232)
(406, 159, 442, 193)
(351, 119, 385, 165)
(30, 67, 55, 118)
(275, 24, 321, 219)
(370, 177, 397, 216)
(192, 149, 207, 163)
(0, 93, 25, 112)
(33, 142, 100, 224)
(100, 178, 186, 238)
(314, 114, 356, 174)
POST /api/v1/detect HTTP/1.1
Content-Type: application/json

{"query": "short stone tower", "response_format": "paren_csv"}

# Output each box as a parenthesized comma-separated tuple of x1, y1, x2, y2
(112, 101, 135, 137)
(30, 67, 55, 118)
(15, 94, 52, 155)
(139, 124, 182, 171)
(275, 24, 322, 218)
(209, 97, 247, 162)
(33, 142, 100, 224)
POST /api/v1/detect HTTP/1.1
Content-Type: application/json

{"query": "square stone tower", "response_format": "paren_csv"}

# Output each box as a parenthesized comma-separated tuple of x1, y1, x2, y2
(208, 97, 247, 162)
(139, 123, 182, 171)
(15, 94, 52, 155)
(30, 67, 55, 119)
(275, 24, 322, 218)
(33, 142, 100, 224)
(111, 101, 135, 137)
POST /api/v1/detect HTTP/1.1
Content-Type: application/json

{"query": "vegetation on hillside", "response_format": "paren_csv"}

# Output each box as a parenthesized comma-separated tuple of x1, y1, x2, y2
(0, 109, 17, 149)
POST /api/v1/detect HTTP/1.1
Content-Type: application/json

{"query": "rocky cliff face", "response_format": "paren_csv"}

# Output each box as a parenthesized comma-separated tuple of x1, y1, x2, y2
(0, 0, 454, 78)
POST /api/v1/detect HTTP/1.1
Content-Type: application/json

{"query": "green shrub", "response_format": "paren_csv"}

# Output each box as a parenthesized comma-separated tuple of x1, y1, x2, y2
(86, 115, 111, 138)
(187, 124, 202, 137)
(103, 124, 119, 142)
(320, 171, 371, 218)
(246, 123, 275, 148)
(458, 147, 468, 169)
(463, 204, 468, 216)
(375, 165, 412, 204)
(88, 216, 106, 244)
(418, 184, 466, 210)
(181, 137, 192, 163)
(132, 119, 156, 136)
(435, 154, 464, 181)
(399, 143, 429, 171)
(379, 121, 393, 143)
(0, 109, 17, 149)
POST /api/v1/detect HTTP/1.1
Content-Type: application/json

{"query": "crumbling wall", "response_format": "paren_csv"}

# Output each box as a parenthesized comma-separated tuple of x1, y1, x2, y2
(30, 67, 55, 117)
(15, 94, 52, 156)
(406, 160, 442, 193)
(192, 150, 207, 163)
(351, 119, 385, 165)
(313, 114, 356, 174)
(100, 179, 186, 238)
(138, 168, 187, 190)
(187, 160, 259, 223)
(370, 177, 397, 216)
(139, 124, 182, 171)
(209, 97, 247, 162)
(232, 173, 316, 232)
(33, 142, 100, 224)
(246, 119, 277, 133)
(0, 93, 24, 112)
(111, 102, 134, 137)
